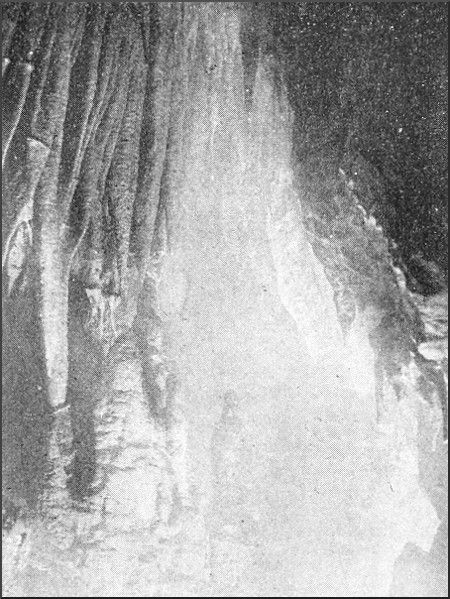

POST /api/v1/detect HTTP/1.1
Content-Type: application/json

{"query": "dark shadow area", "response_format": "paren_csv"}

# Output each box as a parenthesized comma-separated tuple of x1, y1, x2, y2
(66, 277, 104, 501)
(2, 286, 52, 517)
(265, 2, 448, 290)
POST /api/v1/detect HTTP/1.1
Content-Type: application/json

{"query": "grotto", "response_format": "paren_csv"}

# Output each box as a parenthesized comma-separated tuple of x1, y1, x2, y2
(2, 2, 448, 597)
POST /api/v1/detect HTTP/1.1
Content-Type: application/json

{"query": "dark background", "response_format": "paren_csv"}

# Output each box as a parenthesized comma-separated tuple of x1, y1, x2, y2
(261, 2, 448, 292)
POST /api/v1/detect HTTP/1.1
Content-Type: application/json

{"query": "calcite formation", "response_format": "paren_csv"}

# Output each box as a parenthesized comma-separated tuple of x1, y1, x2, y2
(2, 3, 447, 597)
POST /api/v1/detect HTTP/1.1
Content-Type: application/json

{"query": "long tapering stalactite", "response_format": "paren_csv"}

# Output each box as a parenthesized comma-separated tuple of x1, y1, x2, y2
(33, 4, 87, 410)
(103, 31, 148, 296)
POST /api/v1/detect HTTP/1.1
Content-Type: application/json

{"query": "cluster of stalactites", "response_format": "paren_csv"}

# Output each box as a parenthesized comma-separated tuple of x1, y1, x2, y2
(2, 3, 160, 305)
(2, 2, 272, 311)
(1, 2, 166, 411)
(2, 2, 270, 410)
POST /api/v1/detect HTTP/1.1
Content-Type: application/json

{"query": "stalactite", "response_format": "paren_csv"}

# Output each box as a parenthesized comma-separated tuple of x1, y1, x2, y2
(22, 2, 52, 58)
(67, 13, 139, 352)
(1, 6, 60, 246)
(69, 17, 134, 269)
(3, 219, 32, 297)
(83, 8, 124, 139)
(17, 8, 98, 554)
(58, 6, 119, 250)
(2, 61, 34, 169)
(3, 15, 90, 532)
(132, 8, 176, 278)
(135, 211, 168, 425)
(58, 5, 106, 219)
(2, 4, 65, 273)
(94, 39, 134, 251)
(129, 5, 161, 263)
(133, 5, 196, 433)
(2, 140, 50, 271)
(66, 25, 121, 248)
(27, 5, 68, 148)
(3, 4, 87, 285)
(104, 31, 148, 297)
(135, 1, 196, 277)
(33, 3, 87, 411)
